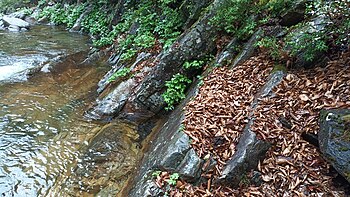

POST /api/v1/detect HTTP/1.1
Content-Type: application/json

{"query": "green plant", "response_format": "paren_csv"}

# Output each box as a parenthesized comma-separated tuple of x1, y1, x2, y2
(152, 170, 162, 178)
(108, 67, 131, 82)
(0, 0, 31, 13)
(183, 60, 205, 70)
(256, 37, 281, 60)
(236, 17, 257, 40)
(211, 0, 256, 34)
(162, 74, 192, 111)
(167, 173, 180, 186)
(19, 7, 33, 15)
(197, 75, 204, 86)
(259, 0, 293, 17)
(286, 31, 328, 62)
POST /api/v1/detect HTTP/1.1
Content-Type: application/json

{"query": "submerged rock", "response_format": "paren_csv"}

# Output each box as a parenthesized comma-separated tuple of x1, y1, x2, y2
(84, 78, 136, 121)
(63, 122, 140, 196)
(319, 109, 350, 183)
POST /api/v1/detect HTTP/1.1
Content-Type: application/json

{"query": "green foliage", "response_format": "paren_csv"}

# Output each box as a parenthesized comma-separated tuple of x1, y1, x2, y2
(162, 74, 192, 111)
(211, 0, 296, 40)
(236, 17, 257, 40)
(120, 49, 137, 61)
(158, 0, 176, 5)
(37, 3, 85, 27)
(256, 37, 281, 60)
(133, 32, 156, 49)
(259, 0, 293, 16)
(108, 67, 131, 82)
(0, 0, 30, 13)
(257, 0, 349, 63)
(183, 60, 205, 70)
(167, 173, 180, 186)
(151, 170, 161, 178)
(305, 0, 350, 48)
(211, 0, 256, 34)
(94, 0, 183, 55)
(81, 7, 111, 36)
(18, 7, 33, 15)
(197, 75, 204, 86)
(286, 32, 328, 62)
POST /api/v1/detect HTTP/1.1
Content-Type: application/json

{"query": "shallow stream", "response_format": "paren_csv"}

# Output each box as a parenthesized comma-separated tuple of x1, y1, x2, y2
(0, 26, 138, 196)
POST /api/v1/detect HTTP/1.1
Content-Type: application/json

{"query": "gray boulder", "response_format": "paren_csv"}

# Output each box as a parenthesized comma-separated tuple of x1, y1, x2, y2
(9, 10, 27, 20)
(217, 70, 285, 187)
(128, 84, 203, 196)
(84, 78, 136, 121)
(2, 15, 30, 29)
(8, 25, 20, 32)
(217, 127, 271, 187)
(0, 20, 5, 30)
(319, 109, 350, 183)
(280, 0, 307, 26)
(285, 15, 330, 68)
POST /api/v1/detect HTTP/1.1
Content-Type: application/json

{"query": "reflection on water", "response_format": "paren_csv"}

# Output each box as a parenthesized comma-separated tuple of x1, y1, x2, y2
(0, 60, 108, 196)
(0, 26, 112, 196)
(0, 25, 89, 82)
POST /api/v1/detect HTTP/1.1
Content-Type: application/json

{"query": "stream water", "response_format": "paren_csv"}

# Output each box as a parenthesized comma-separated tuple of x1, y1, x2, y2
(0, 26, 138, 196)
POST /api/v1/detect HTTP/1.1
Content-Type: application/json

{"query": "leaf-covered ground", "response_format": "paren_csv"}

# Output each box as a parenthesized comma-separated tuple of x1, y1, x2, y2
(153, 49, 350, 196)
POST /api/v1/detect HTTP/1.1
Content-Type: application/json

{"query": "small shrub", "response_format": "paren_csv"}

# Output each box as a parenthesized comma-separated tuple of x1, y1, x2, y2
(151, 170, 161, 178)
(108, 67, 131, 82)
(286, 31, 328, 62)
(182, 60, 205, 70)
(256, 37, 281, 60)
(167, 173, 179, 186)
(162, 74, 192, 111)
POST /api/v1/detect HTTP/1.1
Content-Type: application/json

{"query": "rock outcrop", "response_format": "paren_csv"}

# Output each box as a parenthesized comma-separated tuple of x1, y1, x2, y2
(319, 109, 350, 183)
(128, 83, 204, 196)
(2, 15, 30, 31)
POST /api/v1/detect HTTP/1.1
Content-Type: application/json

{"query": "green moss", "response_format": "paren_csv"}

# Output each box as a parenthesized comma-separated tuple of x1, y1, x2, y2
(271, 64, 287, 73)
(342, 114, 350, 122)
(338, 146, 350, 152)
(345, 172, 350, 180)
(340, 130, 350, 141)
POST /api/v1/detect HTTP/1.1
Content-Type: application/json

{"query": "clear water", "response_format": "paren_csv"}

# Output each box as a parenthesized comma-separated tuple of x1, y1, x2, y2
(0, 25, 89, 82)
(0, 26, 113, 196)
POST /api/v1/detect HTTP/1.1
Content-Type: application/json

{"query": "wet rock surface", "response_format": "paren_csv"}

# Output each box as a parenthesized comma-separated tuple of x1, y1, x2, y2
(217, 70, 285, 186)
(285, 15, 330, 68)
(128, 83, 203, 196)
(2, 15, 30, 31)
(280, 0, 307, 27)
(218, 127, 270, 187)
(319, 109, 350, 183)
(62, 122, 140, 196)
(123, 0, 225, 119)
(84, 78, 137, 121)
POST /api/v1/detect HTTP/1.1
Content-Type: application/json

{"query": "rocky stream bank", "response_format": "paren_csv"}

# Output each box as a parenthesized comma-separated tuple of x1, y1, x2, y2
(2, 0, 350, 196)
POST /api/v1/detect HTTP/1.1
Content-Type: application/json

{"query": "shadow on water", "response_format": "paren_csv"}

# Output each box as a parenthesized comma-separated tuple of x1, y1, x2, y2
(0, 26, 140, 196)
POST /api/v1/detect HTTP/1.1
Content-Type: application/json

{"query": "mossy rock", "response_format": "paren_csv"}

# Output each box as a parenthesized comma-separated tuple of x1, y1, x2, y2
(319, 109, 350, 184)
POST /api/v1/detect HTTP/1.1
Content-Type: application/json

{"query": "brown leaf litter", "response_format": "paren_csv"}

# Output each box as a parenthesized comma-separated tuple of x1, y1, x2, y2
(155, 50, 350, 196)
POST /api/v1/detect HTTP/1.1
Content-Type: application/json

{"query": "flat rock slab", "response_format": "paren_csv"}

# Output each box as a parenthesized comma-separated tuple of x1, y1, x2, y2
(217, 127, 271, 187)
(319, 109, 350, 183)
(2, 15, 30, 29)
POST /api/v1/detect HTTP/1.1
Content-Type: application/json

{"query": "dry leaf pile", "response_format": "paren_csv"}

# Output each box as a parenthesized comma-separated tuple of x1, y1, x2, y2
(165, 51, 350, 196)
(248, 50, 350, 196)
(183, 55, 273, 167)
